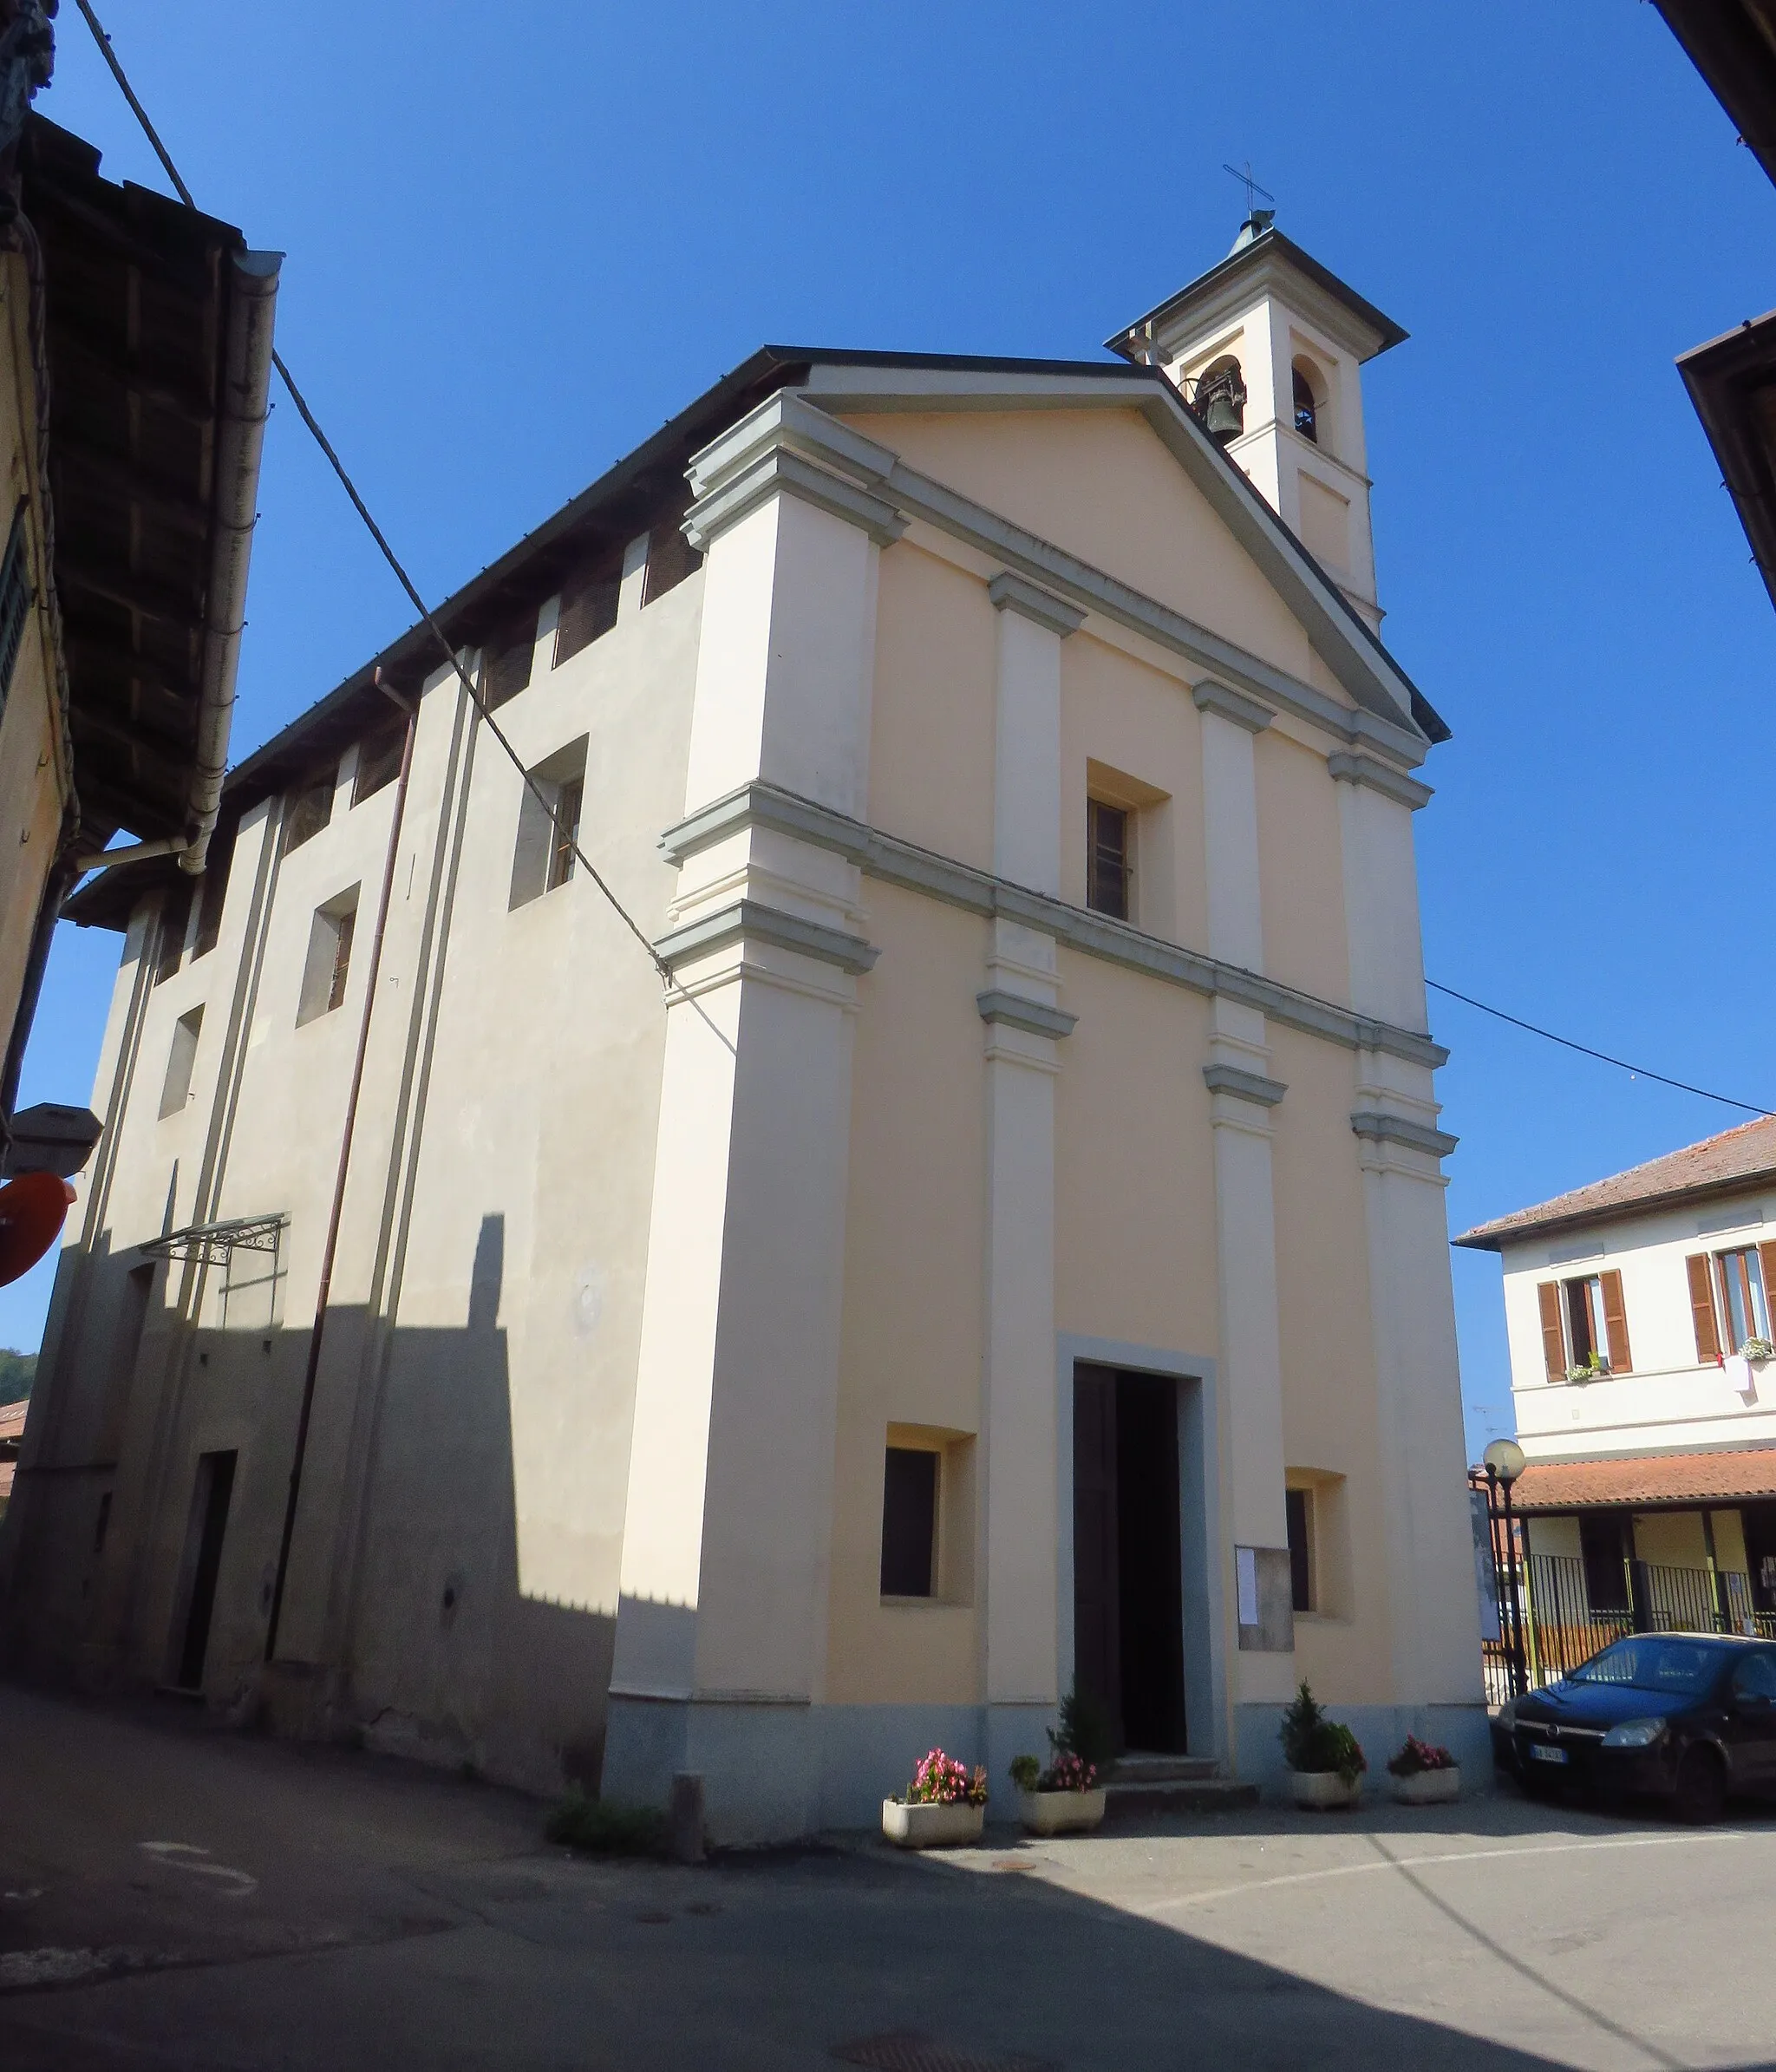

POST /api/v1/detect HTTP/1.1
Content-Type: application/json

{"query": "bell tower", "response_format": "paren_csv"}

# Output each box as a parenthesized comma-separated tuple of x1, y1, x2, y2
(1107, 213, 1407, 635)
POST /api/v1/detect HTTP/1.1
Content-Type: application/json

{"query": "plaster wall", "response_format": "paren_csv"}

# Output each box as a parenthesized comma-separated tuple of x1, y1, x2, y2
(839, 409, 1325, 693)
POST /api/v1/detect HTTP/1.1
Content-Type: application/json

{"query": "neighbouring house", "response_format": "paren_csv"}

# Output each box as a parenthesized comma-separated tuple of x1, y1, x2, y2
(0, 18, 279, 1171)
(1654, 3, 1776, 612)
(1457, 1117, 1776, 1654)
(1, 209, 1484, 1840)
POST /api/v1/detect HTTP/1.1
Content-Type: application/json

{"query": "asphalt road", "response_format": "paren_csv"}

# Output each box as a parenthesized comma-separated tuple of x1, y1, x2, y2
(2, 1680, 1773, 2070)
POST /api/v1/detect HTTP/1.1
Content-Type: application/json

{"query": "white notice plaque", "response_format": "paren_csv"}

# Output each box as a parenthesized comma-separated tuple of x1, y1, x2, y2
(1236, 1544, 1259, 1628)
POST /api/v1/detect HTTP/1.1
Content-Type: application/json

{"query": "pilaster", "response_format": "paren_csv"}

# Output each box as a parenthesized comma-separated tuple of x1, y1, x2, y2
(979, 577, 1074, 1735)
(1195, 683, 1294, 1703)
(606, 411, 899, 1840)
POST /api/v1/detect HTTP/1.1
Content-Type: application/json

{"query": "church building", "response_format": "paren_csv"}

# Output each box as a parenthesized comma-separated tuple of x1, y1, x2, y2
(0, 214, 1485, 1839)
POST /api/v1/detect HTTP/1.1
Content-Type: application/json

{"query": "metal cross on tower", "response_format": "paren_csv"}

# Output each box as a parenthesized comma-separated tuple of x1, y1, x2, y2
(1222, 161, 1276, 219)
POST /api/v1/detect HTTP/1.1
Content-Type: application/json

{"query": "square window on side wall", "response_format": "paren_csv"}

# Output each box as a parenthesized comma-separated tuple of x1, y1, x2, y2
(1284, 1469, 1350, 1619)
(879, 1423, 975, 1605)
(510, 737, 588, 910)
(282, 771, 336, 855)
(297, 886, 361, 1025)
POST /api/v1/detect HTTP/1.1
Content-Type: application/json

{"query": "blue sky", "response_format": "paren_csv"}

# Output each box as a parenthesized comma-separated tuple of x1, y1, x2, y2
(6, 3, 1773, 1460)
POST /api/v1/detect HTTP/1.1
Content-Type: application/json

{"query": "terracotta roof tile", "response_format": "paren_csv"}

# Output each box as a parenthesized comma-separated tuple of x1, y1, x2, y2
(1453, 1114, 1776, 1251)
(1511, 1447, 1776, 1512)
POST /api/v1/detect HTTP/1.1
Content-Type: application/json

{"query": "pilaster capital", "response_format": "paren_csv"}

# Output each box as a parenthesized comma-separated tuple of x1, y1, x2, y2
(1192, 678, 1273, 733)
(683, 448, 907, 553)
(1203, 1062, 1286, 1108)
(976, 989, 1077, 1040)
(1327, 751, 1432, 812)
(654, 898, 879, 977)
(1350, 1108, 1457, 1158)
(988, 571, 1085, 637)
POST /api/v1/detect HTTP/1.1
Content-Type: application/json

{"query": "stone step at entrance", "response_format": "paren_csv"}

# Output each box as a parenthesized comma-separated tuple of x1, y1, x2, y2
(1102, 1753, 1258, 1817)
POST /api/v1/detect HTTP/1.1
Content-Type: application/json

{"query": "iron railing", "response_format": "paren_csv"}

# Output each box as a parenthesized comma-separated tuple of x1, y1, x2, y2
(1515, 1552, 1776, 1690)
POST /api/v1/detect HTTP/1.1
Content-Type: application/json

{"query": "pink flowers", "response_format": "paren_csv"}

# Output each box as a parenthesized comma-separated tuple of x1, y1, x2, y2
(1042, 1752, 1099, 1794)
(904, 1748, 989, 1807)
(1387, 1735, 1455, 1778)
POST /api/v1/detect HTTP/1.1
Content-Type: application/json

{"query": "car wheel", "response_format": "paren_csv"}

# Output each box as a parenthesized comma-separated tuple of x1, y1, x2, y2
(1673, 1747, 1726, 1826)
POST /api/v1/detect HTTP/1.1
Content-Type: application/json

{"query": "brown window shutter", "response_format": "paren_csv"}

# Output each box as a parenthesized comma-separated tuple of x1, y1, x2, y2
(1599, 1269, 1632, 1373)
(1537, 1281, 1565, 1382)
(1687, 1253, 1723, 1363)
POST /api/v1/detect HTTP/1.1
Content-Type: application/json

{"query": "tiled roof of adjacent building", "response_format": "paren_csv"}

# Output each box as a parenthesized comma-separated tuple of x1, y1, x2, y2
(1510, 1446, 1776, 1513)
(1453, 1115, 1776, 1252)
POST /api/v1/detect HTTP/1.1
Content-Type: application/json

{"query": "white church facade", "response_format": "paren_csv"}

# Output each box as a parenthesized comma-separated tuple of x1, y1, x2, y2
(0, 219, 1485, 1839)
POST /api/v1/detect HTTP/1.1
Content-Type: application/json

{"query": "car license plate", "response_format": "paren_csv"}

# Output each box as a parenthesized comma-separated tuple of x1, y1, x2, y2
(1529, 1743, 1569, 1765)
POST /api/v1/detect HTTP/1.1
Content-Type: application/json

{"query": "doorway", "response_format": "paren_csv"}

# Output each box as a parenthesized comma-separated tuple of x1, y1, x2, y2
(1073, 1363, 1187, 1754)
(172, 1449, 237, 1693)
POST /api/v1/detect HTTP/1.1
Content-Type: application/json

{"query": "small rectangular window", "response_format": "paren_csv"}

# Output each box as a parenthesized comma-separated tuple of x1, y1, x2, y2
(297, 887, 361, 1025)
(282, 773, 335, 855)
(1087, 799, 1130, 919)
(1715, 1248, 1769, 1348)
(480, 611, 537, 712)
(352, 717, 406, 805)
(510, 738, 589, 910)
(880, 1447, 938, 1598)
(641, 511, 702, 606)
(159, 1005, 203, 1118)
(191, 820, 235, 960)
(553, 546, 623, 668)
(153, 884, 193, 985)
(0, 499, 32, 713)
(1285, 1487, 1314, 1613)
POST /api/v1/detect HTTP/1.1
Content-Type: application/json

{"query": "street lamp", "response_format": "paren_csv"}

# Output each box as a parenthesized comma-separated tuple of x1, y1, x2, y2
(1483, 1438, 1528, 1697)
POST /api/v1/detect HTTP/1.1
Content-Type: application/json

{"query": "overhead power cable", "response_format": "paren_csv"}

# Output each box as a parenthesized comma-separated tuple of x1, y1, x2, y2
(1426, 980, 1774, 1119)
(72, 0, 735, 1057)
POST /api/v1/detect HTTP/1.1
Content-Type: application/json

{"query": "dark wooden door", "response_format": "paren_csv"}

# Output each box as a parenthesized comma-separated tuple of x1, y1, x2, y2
(1073, 1363, 1121, 1748)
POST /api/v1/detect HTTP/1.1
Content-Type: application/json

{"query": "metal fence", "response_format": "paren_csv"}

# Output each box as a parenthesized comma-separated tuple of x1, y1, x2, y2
(1506, 1552, 1776, 1692)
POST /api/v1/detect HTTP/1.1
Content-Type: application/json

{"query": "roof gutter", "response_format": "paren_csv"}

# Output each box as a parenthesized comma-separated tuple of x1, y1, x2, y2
(179, 247, 281, 875)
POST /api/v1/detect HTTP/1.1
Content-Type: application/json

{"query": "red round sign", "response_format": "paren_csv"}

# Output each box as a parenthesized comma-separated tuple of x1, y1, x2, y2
(0, 1171, 74, 1286)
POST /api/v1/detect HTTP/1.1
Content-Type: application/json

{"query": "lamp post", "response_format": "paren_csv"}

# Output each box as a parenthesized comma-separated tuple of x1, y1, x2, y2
(1484, 1438, 1528, 1698)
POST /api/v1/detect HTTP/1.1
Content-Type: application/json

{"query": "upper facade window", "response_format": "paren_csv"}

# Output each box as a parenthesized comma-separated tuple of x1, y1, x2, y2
(283, 773, 335, 855)
(1536, 1268, 1631, 1382)
(353, 717, 406, 804)
(1688, 1243, 1776, 1363)
(1086, 799, 1131, 920)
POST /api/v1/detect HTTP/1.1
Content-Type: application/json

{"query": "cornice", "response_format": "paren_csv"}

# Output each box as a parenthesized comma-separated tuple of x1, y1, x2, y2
(654, 897, 880, 977)
(1350, 1108, 1458, 1159)
(682, 446, 907, 552)
(976, 989, 1078, 1040)
(660, 782, 1447, 1069)
(1327, 751, 1433, 813)
(987, 571, 1085, 637)
(1203, 1062, 1287, 1107)
(1192, 678, 1273, 735)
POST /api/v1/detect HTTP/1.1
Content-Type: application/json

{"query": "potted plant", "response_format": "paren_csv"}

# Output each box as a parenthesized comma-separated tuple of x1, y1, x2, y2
(1387, 1734, 1461, 1805)
(1009, 1750, 1107, 1835)
(1007, 1679, 1116, 1835)
(1280, 1682, 1366, 1809)
(881, 1748, 988, 1848)
(1564, 1352, 1611, 1385)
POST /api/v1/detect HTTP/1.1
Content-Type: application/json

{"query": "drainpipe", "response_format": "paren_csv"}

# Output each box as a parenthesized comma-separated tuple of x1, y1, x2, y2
(264, 677, 416, 1666)
(180, 248, 281, 877)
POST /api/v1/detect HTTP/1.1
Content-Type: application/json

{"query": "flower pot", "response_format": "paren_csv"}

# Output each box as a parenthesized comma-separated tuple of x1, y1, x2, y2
(1391, 1766, 1460, 1805)
(1290, 1769, 1361, 1810)
(881, 1799, 985, 1848)
(1016, 1787, 1107, 1836)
